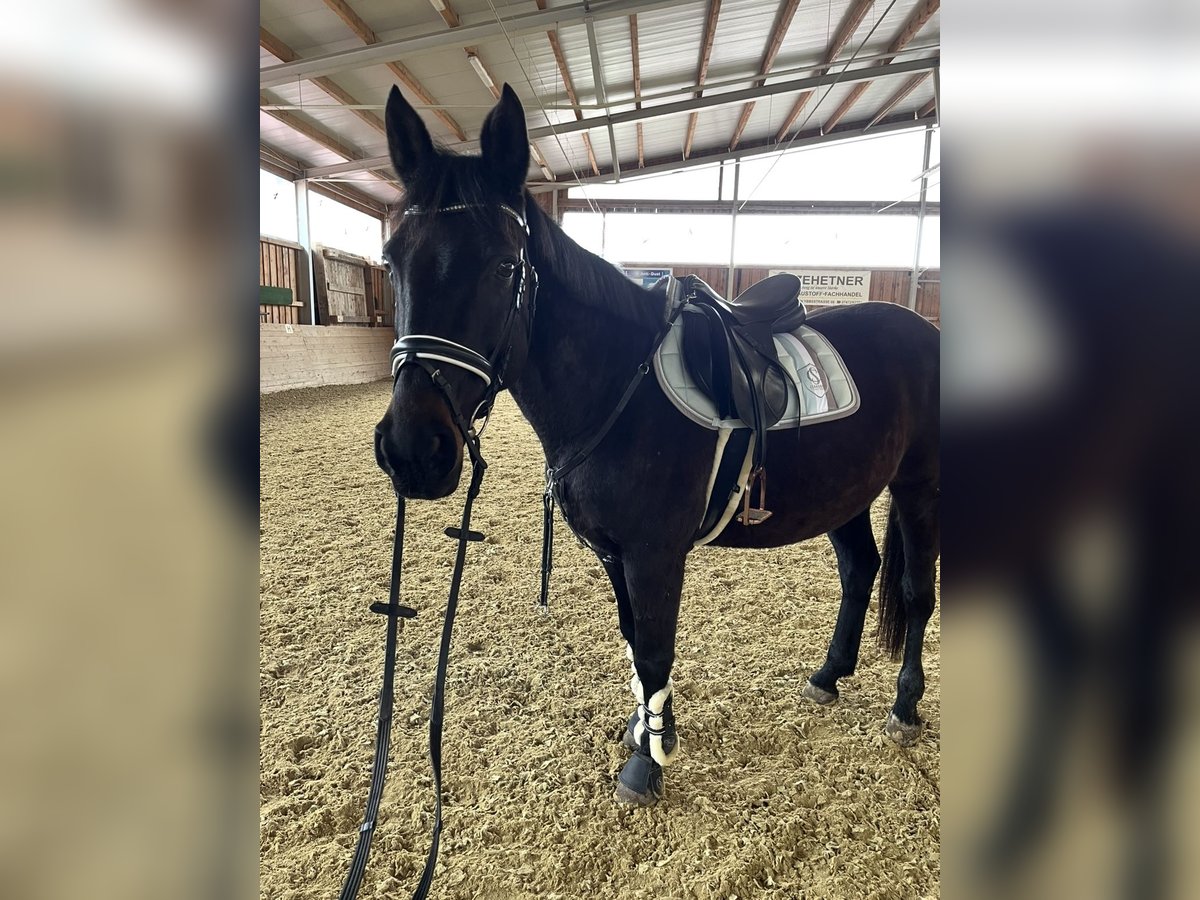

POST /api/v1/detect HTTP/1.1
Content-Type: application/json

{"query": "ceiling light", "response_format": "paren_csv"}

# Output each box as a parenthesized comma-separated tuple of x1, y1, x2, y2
(467, 53, 495, 94)
(429, 1, 447, 12)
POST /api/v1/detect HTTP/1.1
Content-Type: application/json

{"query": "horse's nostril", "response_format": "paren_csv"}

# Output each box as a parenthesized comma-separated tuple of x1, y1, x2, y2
(374, 425, 398, 477)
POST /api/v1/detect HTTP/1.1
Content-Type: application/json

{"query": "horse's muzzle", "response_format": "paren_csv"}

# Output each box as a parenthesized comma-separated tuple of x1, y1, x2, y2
(374, 410, 463, 499)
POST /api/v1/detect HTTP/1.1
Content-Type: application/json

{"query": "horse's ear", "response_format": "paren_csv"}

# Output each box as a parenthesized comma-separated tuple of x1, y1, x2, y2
(385, 85, 433, 184)
(480, 84, 529, 195)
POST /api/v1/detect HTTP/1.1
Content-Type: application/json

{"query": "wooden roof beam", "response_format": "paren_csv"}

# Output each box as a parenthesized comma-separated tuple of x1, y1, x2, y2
(548, 28, 600, 176)
(427, 0, 460, 29)
(819, 0, 940, 134)
(866, 72, 930, 129)
(260, 28, 385, 137)
(630, 14, 644, 168)
(729, 0, 801, 150)
(259, 91, 402, 195)
(260, 93, 365, 161)
(774, 0, 874, 142)
(917, 96, 936, 118)
(684, 0, 722, 160)
(320, 0, 467, 142)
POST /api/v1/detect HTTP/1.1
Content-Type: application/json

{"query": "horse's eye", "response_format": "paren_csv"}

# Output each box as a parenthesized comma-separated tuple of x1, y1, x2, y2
(497, 260, 517, 279)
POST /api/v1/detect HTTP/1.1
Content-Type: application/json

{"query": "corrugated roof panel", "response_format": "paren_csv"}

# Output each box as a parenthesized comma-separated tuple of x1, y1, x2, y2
(260, 0, 938, 183)
(590, 14, 636, 105)
(262, 83, 389, 154)
(260, 110, 351, 169)
(634, 2, 709, 97)
(706, 0, 784, 83)
(259, 2, 363, 58)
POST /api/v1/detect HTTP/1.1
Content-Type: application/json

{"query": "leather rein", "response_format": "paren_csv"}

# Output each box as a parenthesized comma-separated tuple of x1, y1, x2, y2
(338, 203, 685, 899)
(337, 201, 534, 900)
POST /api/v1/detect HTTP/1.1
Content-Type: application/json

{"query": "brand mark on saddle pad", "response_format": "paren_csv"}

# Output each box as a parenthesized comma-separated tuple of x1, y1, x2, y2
(653, 315, 860, 430)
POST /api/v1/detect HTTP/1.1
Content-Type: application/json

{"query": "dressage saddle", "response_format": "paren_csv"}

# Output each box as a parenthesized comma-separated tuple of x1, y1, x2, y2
(677, 273, 806, 522)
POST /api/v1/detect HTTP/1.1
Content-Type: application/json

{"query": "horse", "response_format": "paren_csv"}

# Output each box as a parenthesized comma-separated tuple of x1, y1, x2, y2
(373, 83, 940, 805)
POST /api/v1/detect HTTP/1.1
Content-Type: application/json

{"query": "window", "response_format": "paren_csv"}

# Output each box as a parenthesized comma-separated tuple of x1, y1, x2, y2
(259, 169, 297, 242)
(309, 193, 384, 262)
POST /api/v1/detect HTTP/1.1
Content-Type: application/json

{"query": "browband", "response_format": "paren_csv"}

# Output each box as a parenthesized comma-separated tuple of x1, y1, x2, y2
(402, 203, 527, 232)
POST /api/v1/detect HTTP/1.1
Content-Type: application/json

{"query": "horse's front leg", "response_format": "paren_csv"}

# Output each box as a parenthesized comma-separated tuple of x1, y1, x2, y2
(613, 550, 685, 806)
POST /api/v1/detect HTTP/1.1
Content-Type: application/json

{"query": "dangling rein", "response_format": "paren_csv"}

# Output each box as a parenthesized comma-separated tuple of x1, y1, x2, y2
(338, 387, 488, 900)
(338, 201, 530, 900)
(338, 210, 688, 898)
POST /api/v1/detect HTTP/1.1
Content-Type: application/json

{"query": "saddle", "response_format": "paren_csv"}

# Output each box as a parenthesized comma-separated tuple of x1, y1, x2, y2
(675, 273, 806, 524)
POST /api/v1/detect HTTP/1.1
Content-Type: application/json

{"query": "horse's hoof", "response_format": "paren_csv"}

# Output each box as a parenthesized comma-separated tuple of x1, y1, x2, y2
(885, 712, 922, 747)
(802, 680, 839, 705)
(614, 780, 660, 806)
(614, 751, 662, 806)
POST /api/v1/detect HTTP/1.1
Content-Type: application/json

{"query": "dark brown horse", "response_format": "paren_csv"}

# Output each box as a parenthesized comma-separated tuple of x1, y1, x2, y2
(374, 84, 940, 804)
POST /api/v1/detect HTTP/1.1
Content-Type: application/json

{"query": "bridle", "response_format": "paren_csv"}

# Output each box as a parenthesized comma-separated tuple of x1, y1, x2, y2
(338, 201, 537, 900)
(388, 201, 538, 442)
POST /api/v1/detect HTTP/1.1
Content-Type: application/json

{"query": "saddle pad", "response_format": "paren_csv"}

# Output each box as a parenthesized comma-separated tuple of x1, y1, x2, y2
(653, 319, 860, 430)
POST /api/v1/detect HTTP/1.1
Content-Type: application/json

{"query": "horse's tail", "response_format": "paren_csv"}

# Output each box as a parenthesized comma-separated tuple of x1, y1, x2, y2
(877, 497, 907, 660)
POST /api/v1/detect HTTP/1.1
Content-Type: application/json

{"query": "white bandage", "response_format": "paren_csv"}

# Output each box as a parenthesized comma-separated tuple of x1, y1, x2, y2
(645, 681, 679, 766)
(628, 648, 680, 766)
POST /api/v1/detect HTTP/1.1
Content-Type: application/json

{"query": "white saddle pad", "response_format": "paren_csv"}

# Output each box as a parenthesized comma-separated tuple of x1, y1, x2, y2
(653, 318, 860, 430)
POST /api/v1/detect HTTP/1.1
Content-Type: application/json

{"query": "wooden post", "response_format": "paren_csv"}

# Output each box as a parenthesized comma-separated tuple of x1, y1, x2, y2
(295, 179, 316, 324)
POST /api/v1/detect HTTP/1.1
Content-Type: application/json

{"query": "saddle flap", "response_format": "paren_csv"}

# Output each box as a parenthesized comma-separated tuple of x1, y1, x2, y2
(679, 306, 733, 419)
(679, 304, 790, 431)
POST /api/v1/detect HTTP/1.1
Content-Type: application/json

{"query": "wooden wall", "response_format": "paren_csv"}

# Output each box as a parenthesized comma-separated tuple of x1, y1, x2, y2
(627, 264, 940, 326)
(259, 237, 308, 325)
(312, 245, 393, 327)
(260, 324, 394, 394)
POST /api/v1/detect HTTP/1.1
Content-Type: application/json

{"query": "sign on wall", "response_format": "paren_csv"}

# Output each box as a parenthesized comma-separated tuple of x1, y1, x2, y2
(769, 269, 872, 305)
(621, 266, 672, 289)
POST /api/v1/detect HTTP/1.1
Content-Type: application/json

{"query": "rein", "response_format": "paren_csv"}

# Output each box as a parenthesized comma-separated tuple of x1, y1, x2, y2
(338, 202, 530, 900)
(339, 204, 685, 898)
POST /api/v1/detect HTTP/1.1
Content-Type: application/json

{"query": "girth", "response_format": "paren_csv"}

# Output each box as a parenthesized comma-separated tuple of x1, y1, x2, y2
(672, 273, 806, 524)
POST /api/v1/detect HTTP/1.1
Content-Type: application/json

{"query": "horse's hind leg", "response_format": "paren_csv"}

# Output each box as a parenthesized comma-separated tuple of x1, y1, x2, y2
(804, 507, 881, 705)
(613, 550, 686, 806)
(882, 481, 940, 746)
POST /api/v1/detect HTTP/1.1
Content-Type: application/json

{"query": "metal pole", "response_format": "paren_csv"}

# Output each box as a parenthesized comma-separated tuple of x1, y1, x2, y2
(727, 160, 740, 300)
(932, 67, 940, 127)
(907, 126, 933, 311)
(295, 179, 317, 325)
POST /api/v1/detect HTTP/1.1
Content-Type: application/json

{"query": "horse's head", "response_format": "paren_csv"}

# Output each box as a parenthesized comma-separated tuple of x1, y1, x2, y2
(374, 84, 535, 499)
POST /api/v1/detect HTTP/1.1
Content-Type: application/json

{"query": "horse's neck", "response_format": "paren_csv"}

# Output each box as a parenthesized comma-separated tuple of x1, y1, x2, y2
(508, 216, 656, 466)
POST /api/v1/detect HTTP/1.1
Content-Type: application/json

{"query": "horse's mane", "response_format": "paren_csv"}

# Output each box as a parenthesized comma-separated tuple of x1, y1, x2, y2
(523, 195, 665, 332)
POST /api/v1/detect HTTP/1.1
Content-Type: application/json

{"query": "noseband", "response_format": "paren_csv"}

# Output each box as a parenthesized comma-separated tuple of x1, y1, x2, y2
(389, 202, 538, 442)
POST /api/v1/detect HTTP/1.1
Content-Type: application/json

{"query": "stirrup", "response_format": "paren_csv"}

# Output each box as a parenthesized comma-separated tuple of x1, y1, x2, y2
(736, 466, 773, 525)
